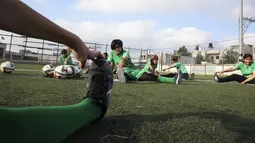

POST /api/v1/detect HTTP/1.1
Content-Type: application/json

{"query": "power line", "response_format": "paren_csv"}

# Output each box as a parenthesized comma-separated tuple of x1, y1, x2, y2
(153, 35, 255, 51)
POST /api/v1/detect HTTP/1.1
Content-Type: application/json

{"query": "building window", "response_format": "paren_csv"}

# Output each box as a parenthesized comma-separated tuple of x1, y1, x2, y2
(211, 56, 214, 60)
(216, 56, 219, 59)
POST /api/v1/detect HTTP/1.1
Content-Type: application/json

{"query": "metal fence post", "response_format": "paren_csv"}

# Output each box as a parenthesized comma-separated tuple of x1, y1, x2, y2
(56, 43, 59, 64)
(41, 40, 44, 63)
(23, 37, 28, 60)
(8, 34, 13, 60)
(105, 43, 108, 52)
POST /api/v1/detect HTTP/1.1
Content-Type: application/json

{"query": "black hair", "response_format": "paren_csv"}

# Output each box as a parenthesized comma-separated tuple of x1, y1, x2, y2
(103, 52, 108, 56)
(243, 53, 253, 60)
(150, 55, 158, 65)
(111, 39, 123, 50)
(61, 49, 67, 55)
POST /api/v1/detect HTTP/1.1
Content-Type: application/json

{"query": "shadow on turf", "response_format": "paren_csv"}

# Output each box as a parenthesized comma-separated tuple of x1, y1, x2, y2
(62, 112, 255, 143)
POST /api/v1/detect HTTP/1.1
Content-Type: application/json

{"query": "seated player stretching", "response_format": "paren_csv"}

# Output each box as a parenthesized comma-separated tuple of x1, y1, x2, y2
(107, 39, 182, 84)
(141, 55, 160, 75)
(59, 49, 74, 65)
(213, 54, 255, 84)
(162, 56, 195, 80)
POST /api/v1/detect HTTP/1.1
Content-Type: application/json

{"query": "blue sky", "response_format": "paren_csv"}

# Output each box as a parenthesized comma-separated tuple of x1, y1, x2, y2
(12, 0, 255, 51)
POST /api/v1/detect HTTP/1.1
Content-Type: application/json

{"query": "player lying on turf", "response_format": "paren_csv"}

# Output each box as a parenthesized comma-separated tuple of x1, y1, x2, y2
(213, 54, 255, 84)
(162, 56, 195, 80)
(59, 49, 74, 65)
(108, 39, 182, 84)
(0, 1, 113, 143)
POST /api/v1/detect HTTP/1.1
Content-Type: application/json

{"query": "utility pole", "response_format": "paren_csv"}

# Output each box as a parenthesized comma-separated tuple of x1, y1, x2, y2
(239, 0, 243, 62)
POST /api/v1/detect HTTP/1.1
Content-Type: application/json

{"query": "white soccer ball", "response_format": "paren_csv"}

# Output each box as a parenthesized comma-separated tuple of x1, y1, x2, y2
(54, 65, 75, 79)
(42, 64, 55, 77)
(0, 61, 15, 73)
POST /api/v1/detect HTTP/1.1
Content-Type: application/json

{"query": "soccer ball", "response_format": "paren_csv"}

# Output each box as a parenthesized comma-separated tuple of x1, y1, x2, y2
(54, 65, 75, 79)
(0, 61, 15, 73)
(73, 66, 83, 77)
(42, 64, 55, 77)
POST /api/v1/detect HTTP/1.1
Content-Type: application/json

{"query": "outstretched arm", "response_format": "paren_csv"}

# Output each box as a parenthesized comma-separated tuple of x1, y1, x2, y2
(0, 0, 103, 68)
(217, 67, 236, 74)
(241, 71, 255, 84)
(163, 66, 173, 71)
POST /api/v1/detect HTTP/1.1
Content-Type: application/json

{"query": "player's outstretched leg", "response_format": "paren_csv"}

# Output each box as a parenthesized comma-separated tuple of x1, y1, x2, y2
(213, 72, 246, 83)
(116, 67, 127, 83)
(0, 59, 113, 143)
(84, 59, 114, 118)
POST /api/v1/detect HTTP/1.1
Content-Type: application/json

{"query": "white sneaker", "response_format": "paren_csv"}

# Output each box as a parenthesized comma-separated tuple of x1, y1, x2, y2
(174, 69, 182, 84)
(213, 73, 219, 83)
(117, 67, 126, 83)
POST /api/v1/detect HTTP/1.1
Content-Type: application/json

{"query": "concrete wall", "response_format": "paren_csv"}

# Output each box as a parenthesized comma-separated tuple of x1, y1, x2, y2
(158, 64, 241, 76)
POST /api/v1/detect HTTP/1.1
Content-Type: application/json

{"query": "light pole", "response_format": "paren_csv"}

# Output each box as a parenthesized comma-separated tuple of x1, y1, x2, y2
(239, 0, 243, 62)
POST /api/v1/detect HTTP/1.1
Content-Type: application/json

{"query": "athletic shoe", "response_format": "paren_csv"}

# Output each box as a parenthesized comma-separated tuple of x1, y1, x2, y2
(174, 69, 182, 84)
(213, 72, 219, 83)
(112, 68, 117, 74)
(189, 73, 195, 80)
(117, 67, 126, 83)
(84, 59, 113, 119)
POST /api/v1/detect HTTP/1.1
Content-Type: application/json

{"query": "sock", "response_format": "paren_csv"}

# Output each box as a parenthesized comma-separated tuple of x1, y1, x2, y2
(157, 75, 174, 83)
(0, 98, 101, 143)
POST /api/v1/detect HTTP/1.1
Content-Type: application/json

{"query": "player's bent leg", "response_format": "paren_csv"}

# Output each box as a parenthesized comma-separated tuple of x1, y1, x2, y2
(189, 73, 195, 80)
(0, 59, 113, 143)
(182, 73, 189, 80)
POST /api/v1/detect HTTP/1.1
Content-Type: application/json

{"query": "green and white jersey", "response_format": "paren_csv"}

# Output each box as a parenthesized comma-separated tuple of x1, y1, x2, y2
(107, 50, 144, 80)
(173, 62, 188, 74)
(235, 62, 255, 77)
(142, 61, 157, 73)
(60, 55, 73, 65)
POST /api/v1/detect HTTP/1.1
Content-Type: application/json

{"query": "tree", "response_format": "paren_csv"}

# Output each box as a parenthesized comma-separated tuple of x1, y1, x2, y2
(177, 46, 191, 56)
(219, 48, 239, 64)
(196, 52, 204, 64)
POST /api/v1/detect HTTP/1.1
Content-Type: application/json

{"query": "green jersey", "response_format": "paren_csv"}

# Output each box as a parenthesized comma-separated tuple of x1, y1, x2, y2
(173, 62, 188, 74)
(107, 50, 144, 80)
(235, 62, 255, 77)
(142, 61, 157, 73)
(60, 55, 73, 65)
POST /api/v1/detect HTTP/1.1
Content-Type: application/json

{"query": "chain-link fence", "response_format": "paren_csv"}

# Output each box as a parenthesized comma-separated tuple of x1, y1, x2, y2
(0, 33, 149, 66)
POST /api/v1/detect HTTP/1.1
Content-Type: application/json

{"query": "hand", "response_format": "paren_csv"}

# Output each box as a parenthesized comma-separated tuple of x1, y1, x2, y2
(68, 43, 104, 69)
(241, 81, 246, 84)
(217, 71, 223, 75)
(118, 64, 124, 68)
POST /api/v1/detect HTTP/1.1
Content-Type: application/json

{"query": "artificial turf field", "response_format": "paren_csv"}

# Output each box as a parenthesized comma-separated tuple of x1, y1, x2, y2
(1, 63, 255, 143)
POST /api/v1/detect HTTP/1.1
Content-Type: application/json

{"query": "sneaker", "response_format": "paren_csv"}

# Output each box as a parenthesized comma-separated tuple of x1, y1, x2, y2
(174, 69, 182, 84)
(189, 73, 195, 80)
(213, 72, 219, 83)
(112, 68, 117, 74)
(84, 59, 113, 119)
(117, 67, 126, 83)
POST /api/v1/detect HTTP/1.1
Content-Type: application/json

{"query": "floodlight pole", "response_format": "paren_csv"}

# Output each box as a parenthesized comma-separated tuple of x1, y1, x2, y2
(239, 0, 243, 62)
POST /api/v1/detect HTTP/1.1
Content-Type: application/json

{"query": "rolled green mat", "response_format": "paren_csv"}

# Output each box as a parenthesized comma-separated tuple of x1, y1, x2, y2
(0, 98, 102, 143)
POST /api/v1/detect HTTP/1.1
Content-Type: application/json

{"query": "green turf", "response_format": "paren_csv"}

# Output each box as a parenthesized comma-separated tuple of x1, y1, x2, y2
(1, 71, 255, 143)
